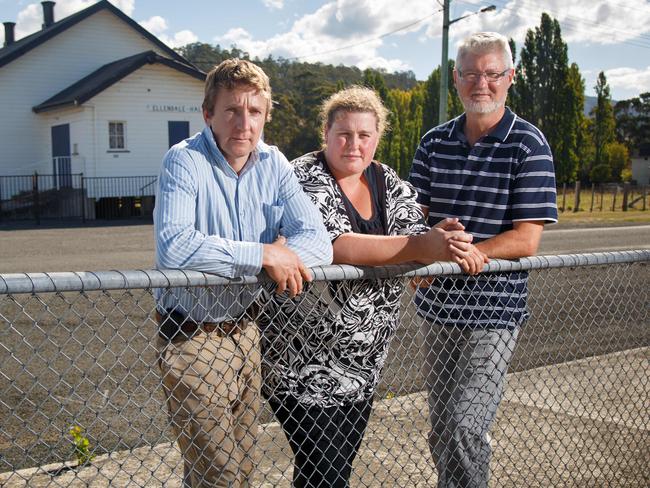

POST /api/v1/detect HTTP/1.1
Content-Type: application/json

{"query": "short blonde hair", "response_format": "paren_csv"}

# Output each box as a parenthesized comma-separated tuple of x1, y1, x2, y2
(320, 86, 390, 142)
(456, 32, 513, 72)
(202, 58, 272, 120)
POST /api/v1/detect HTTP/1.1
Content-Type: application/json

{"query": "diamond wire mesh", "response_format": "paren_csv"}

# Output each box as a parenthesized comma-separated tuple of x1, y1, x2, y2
(0, 255, 648, 487)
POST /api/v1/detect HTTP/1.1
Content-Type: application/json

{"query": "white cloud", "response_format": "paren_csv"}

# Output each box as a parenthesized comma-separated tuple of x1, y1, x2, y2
(212, 0, 650, 76)
(446, 0, 650, 48)
(10, 0, 134, 39)
(262, 0, 284, 9)
(111, 0, 135, 16)
(605, 66, 650, 94)
(139, 15, 167, 36)
(215, 0, 436, 72)
(139, 15, 198, 48)
(167, 29, 198, 47)
(213, 0, 647, 76)
(214, 0, 650, 76)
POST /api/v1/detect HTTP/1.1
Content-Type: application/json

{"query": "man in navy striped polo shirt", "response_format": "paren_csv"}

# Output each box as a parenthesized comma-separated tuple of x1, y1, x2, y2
(409, 32, 558, 488)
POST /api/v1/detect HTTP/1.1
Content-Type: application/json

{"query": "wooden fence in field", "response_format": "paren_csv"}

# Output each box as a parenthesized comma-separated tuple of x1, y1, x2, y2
(558, 183, 648, 213)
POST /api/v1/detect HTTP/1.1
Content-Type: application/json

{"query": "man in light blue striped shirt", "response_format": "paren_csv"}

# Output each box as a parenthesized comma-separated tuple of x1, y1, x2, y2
(154, 59, 331, 487)
(409, 33, 557, 488)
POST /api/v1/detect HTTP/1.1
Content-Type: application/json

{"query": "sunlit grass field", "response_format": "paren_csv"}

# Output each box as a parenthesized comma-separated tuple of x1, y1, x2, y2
(556, 185, 650, 224)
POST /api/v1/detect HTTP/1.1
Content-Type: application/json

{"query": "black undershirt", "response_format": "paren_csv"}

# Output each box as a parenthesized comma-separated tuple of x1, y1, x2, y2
(338, 163, 386, 236)
(317, 151, 388, 236)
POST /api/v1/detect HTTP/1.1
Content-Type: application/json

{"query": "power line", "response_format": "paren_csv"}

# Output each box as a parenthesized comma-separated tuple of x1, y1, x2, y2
(475, 0, 650, 49)
(454, 0, 650, 44)
(286, 8, 443, 61)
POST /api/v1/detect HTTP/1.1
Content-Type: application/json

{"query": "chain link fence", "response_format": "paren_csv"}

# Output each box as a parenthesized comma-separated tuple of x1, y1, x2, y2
(0, 251, 648, 487)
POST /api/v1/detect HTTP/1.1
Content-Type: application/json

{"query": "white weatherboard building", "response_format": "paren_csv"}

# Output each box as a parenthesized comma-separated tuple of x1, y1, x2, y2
(631, 143, 649, 185)
(0, 1, 206, 216)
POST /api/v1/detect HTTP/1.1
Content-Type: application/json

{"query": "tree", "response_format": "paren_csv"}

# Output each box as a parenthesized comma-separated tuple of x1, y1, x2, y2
(511, 13, 584, 184)
(603, 141, 630, 182)
(420, 61, 461, 136)
(510, 29, 537, 122)
(421, 68, 441, 133)
(362, 69, 388, 103)
(590, 72, 616, 171)
(176, 42, 250, 71)
(614, 92, 650, 150)
(577, 116, 596, 183)
(264, 93, 303, 159)
(382, 93, 402, 171)
(590, 163, 611, 183)
(552, 63, 587, 184)
(446, 60, 463, 121)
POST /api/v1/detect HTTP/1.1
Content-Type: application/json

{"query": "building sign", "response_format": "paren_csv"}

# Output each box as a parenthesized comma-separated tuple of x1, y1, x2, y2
(147, 104, 201, 113)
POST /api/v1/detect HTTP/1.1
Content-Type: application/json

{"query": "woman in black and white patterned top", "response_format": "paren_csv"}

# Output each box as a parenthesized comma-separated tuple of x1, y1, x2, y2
(259, 86, 484, 488)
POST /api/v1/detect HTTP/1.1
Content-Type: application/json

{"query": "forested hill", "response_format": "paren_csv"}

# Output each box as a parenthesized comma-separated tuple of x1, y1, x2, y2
(176, 42, 449, 176)
(177, 42, 419, 92)
(176, 15, 648, 187)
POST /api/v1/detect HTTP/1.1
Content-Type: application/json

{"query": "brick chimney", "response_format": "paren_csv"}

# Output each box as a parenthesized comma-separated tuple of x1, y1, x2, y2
(41, 1, 55, 29)
(3, 22, 15, 47)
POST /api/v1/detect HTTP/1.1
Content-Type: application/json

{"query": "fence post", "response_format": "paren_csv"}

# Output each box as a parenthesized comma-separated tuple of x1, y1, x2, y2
(590, 183, 595, 212)
(81, 174, 86, 224)
(622, 183, 630, 212)
(561, 183, 567, 212)
(644, 186, 647, 211)
(599, 185, 604, 211)
(611, 185, 618, 212)
(573, 181, 581, 212)
(32, 171, 40, 225)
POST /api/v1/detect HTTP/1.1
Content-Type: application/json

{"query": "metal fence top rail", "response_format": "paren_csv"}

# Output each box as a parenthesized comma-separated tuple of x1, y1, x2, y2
(1, 250, 648, 295)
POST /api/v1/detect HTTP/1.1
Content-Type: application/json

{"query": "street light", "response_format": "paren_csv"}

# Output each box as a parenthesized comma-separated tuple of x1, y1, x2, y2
(438, 2, 496, 125)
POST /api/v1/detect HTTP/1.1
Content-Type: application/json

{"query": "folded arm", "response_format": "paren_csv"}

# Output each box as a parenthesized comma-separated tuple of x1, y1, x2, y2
(475, 221, 544, 259)
(332, 222, 472, 266)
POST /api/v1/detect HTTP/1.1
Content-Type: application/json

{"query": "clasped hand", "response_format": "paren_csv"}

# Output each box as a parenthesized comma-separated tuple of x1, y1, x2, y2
(262, 236, 311, 297)
(415, 217, 488, 275)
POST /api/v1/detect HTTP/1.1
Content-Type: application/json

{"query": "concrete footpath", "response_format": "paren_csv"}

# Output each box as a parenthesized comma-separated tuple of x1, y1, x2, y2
(1, 348, 648, 487)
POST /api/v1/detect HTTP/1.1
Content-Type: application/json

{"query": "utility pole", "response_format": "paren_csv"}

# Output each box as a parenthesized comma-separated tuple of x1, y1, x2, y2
(438, 0, 450, 126)
(437, 2, 497, 126)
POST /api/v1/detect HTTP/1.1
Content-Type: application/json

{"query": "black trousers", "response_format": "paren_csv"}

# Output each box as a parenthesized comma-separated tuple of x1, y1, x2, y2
(268, 395, 374, 488)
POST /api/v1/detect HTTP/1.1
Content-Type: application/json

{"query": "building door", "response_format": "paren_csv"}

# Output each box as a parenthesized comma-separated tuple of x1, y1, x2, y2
(168, 121, 190, 148)
(51, 124, 71, 188)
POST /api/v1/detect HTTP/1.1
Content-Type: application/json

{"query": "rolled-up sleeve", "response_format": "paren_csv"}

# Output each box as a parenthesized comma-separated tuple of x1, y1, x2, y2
(154, 149, 263, 277)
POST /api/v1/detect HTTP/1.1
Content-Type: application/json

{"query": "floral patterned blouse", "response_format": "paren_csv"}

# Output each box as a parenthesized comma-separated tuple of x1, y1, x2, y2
(259, 151, 428, 407)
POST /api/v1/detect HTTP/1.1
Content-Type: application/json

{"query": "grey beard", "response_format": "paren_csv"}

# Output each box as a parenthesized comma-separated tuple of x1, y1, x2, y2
(463, 99, 504, 114)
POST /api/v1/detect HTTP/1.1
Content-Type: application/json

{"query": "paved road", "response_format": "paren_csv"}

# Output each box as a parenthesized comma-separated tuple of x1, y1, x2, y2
(1, 223, 649, 273)
(539, 224, 650, 255)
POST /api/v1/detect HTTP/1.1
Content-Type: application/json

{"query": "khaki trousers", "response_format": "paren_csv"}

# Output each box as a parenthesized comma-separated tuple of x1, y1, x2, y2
(157, 324, 261, 488)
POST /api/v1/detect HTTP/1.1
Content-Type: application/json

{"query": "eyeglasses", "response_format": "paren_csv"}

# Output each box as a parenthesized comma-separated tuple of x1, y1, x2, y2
(457, 69, 511, 84)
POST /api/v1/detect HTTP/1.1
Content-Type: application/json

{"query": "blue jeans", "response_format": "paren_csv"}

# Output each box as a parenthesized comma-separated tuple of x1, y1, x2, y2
(421, 322, 520, 488)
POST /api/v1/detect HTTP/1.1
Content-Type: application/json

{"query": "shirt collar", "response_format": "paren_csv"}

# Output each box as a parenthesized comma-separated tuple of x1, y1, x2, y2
(201, 125, 271, 174)
(451, 106, 516, 143)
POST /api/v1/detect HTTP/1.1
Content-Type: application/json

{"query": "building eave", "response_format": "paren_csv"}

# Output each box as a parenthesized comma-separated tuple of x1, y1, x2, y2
(33, 51, 205, 113)
(0, 0, 195, 70)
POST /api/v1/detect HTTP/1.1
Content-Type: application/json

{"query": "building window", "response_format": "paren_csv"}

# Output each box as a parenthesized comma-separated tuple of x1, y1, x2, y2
(109, 121, 126, 150)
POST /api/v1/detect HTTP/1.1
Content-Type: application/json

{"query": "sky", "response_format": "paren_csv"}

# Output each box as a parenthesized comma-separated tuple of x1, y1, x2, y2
(1, 0, 649, 101)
